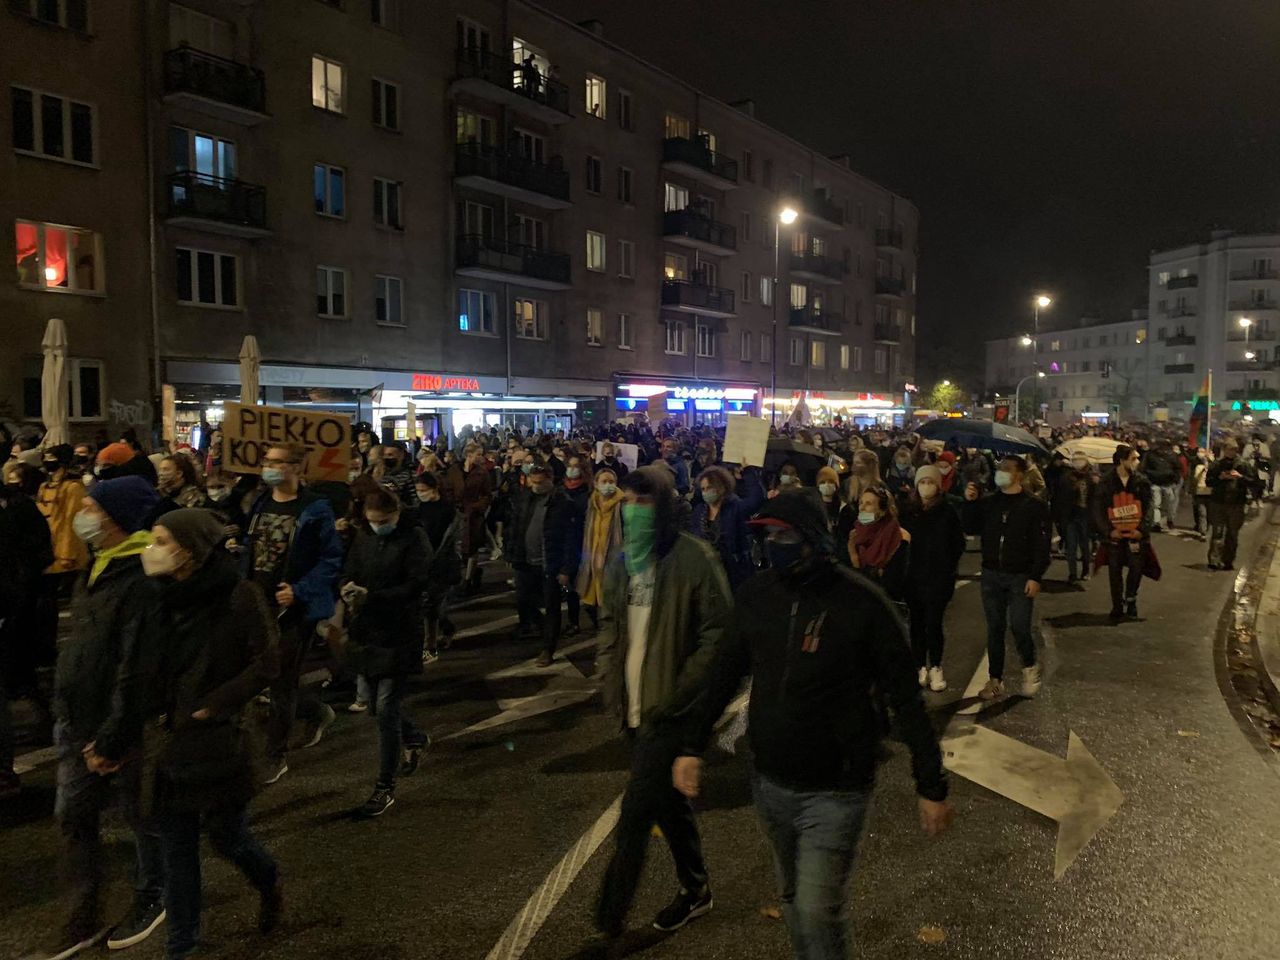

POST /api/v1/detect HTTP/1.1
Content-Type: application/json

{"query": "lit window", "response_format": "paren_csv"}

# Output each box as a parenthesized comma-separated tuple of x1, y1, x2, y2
(664, 113, 690, 139)
(176, 247, 238, 308)
(790, 283, 807, 309)
(618, 312, 632, 349)
(586, 231, 606, 272)
(456, 108, 495, 145)
(457, 288, 496, 334)
(1157, 271, 1170, 286)
(375, 275, 402, 325)
(373, 177, 402, 229)
(811, 340, 826, 368)
(11, 87, 96, 165)
(664, 253, 687, 280)
(664, 182, 688, 212)
(760, 276, 773, 306)
(513, 298, 546, 340)
(169, 125, 236, 180)
(313, 163, 345, 217)
(316, 266, 347, 317)
(665, 319, 686, 355)
(15, 219, 103, 294)
(587, 307, 604, 346)
(585, 75, 607, 118)
(840, 344, 850, 369)
(1135, 328, 1147, 344)
(13, 0, 88, 31)
(311, 55, 345, 113)
(696, 323, 715, 358)
(371, 78, 399, 130)
(618, 240, 635, 278)
(789, 338, 803, 366)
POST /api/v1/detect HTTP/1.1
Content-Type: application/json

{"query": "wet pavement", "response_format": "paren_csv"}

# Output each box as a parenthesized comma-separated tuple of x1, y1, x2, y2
(3, 506, 1280, 960)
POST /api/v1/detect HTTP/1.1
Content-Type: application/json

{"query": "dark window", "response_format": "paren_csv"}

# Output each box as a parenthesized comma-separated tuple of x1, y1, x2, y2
(65, 0, 88, 32)
(196, 251, 216, 303)
(41, 94, 63, 158)
(12, 88, 34, 151)
(220, 254, 238, 306)
(384, 84, 397, 129)
(22, 358, 41, 418)
(70, 101, 93, 163)
(78, 363, 101, 418)
(176, 248, 192, 302)
(762, 158, 773, 189)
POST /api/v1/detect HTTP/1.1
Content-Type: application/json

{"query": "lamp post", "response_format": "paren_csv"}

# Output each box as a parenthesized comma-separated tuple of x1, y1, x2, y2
(1239, 316, 1253, 394)
(770, 205, 799, 426)
(1030, 294, 1052, 418)
(1013, 370, 1046, 423)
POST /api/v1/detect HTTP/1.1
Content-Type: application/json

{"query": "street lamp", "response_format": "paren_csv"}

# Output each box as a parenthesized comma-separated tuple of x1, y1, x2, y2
(1239, 317, 1255, 394)
(770, 205, 800, 425)
(1030, 295, 1052, 417)
(1019, 334, 1033, 347)
(941, 379, 951, 386)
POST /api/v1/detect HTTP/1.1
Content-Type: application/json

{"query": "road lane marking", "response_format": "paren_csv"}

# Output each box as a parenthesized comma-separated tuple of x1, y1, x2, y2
(13, 746, 58, 776)
(485, 793, 623, 960)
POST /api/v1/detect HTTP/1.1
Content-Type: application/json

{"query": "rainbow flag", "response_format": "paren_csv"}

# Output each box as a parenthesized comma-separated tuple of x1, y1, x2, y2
(1188, 371, 1211, 449)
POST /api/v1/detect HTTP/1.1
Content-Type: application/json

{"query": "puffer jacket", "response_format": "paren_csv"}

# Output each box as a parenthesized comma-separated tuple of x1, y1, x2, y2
(341, 518, 430, 678)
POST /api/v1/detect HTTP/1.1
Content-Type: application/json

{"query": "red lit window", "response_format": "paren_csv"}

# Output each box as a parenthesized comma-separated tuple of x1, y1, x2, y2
(14, 219, 102, 294)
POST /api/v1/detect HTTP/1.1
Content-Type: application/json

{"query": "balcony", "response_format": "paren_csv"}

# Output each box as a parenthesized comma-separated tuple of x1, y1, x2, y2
(1165, 333, 1196, 346)
(660, 278, 735, 318)
(166, 171, 269, 238)
(788, 306, 842, 336)
(875, 228, 903, 250)
(1228, 360, 1280, 372)
(452, 47, 571, 124)
(788, 189, 845, 229)
(1228, 388, 1280, 402)
(1230, 299, 1280, 312)
(1164, 363, 1195, 375)
(662, 210, 737, 256)
(873, 321, 901, 344)
(162, 46, 269, 125)
(1165, 275, 1198, 290)
(455, 234, 571, 290)
(660, 138, 739, 190)
(789, 252, 846, 284)
(1228, 328, 1278, 342)
(875, 276, 906, 298)
(1167, 306, 1197, 318)
(1230, 269, 1279, 281)
(454, 141, 570, 209)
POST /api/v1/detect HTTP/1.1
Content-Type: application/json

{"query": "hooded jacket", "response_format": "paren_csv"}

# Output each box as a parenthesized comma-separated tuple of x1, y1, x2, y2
(241, 487, 343, 622)
(341, 518, 431, 677)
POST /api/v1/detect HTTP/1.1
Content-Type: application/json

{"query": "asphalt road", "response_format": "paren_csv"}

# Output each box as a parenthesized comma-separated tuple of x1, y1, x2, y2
(3, 506, 1280, 960)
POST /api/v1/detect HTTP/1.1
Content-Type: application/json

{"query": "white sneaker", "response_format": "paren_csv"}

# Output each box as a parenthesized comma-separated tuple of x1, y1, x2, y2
(927, 666, 946, 692)
(263, 761, 288, 785)
(1022, 664, 1043, 696)
(303, 704, 337, 749)
(917, 667, 928, 688)
(347, 700, 368, 714)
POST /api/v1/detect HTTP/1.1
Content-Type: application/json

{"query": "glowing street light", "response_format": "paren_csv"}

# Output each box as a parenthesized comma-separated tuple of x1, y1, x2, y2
(1020, 334, 1034, 347)
(1239, 316, 1253, 328)
(1246, 350, 1257, 360)
(941, 379, 951, 386)
(778, 206, 799, 225)
(1036, 295, 1053, 309)
(1037, 370, 1046, 378)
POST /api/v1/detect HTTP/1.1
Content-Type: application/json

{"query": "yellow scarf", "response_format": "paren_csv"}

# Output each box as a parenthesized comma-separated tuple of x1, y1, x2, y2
(89, 530, 152, 586)
(580, 491, 622, 606)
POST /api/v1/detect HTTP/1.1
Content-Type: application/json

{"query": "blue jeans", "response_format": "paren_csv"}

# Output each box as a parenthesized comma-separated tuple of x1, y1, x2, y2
(1062, 515, 1091, 580)
(371, 676, 424, 788)
(979, 569, 1037, 680)
(54, 721, 165, 934)
(752, 773, 871, 960)
(160, 804, 277, 959)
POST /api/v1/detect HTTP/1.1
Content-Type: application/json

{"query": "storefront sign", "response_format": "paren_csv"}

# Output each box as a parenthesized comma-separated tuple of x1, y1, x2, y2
(620, 382, 758, 402)
(412, 373, 482, 392)
(222, 401, 351, 482)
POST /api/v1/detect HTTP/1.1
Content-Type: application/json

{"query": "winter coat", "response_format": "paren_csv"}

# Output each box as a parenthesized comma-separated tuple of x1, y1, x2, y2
(413, 500, 463, 588)
(961, 491, 1052, 580)
(443, 463, 492, 556)
(150, 554, 279, 815)
(1092, 469, 1154, 540)
(1207, 457, 1257, 505)
(1051, 468, 1097, 526)
(341, 520, 431, 678)
(241, 488, 343, 622)
(901, 499, 966, 585)
(687, 469, 766, 589)
(506, 486, 582, 577)
(0, 493, 53, 620)
(1142, 450, 1180, 487)
(35, 477, 89, 574)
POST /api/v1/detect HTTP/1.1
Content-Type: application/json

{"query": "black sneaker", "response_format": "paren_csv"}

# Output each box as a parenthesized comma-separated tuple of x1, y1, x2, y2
(107, 901, 165, 950)
(258, 879, 284, 934)
(400, 738, 429, 778)
(652, 887, 713, 932)
(1109, 606, 1124, 621)
(1125, 598, 1138, 618)
(356, 787, 395, 819)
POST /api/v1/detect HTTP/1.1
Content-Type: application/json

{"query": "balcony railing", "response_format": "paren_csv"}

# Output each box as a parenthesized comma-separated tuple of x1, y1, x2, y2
(1231, 269, 1279, 281)
(1164, 363, 1195, 374)
(167, 170, 267, 230)
(789, 252, 846, 281)
(454, 141, 570, 203)
(798, 189, 845, 227)
(875, 276, 905, 296)
(163, 46, 267, 117)
(1231, 299, 1279, 311)
(663, 210, 737, 251)
(1228, 388, 1280, 401)
(661, 278, 735, 315)
(1228, 329, 1278, 341)
(455, 234, 570, 286)
(875, 228, 903, 249)
(873, 321, 901, 343)
(788, 307, 842, 334)
(1165, 275, 1198, 290)
(661, 137, 739, 185)
(454, 46, 571, 117)
(1228, 360, 1279, 372)
(1165, 333, 1196, 346)
(1168, 306, 1197, 318)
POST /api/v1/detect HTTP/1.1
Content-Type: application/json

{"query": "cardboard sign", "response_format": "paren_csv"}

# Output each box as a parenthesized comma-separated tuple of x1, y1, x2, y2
(221, 402, 351, 482)
(406, 401, 420, 439)
(721, 416, 770, 467)
(595, 441, 639, 472)
(993, 404, 1010, 423)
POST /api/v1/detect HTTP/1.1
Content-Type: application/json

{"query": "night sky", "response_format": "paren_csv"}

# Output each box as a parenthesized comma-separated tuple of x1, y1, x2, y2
(541, 0, 1280, 391)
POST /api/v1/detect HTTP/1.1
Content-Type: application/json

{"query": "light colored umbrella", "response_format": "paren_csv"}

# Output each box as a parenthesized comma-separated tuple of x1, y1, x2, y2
(40, 317, 69, 447)
(1055, 436, 1122, 465)
(239, 335, 261, 406)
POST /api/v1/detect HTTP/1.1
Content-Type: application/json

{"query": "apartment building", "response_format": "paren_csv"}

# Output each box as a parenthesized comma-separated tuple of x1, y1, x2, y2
(5, 0, 920, 443)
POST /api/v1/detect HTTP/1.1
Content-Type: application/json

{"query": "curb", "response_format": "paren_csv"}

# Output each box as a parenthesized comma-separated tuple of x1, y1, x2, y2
(1252, 506, 1280, 713)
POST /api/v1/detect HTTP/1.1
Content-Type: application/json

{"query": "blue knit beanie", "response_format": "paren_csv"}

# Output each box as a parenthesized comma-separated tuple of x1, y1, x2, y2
(88, 476, 161, 534)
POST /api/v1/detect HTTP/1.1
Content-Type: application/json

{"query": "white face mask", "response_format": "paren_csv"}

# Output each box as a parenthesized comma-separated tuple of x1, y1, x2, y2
(938, 463, 952, 476)
(818, 482, 837, 499)
(206, 487, 231, 502)
(918, 482, 939, 500)
(141, 543, 184, 577)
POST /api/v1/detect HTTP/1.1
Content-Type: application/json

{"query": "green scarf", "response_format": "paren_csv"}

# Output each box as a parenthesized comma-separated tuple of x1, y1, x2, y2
(89, 529, 152, 586)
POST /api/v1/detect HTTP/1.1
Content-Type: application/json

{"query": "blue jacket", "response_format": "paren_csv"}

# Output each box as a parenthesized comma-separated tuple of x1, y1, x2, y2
(688, 469, 766, 589)
(242, 488, 343, 622)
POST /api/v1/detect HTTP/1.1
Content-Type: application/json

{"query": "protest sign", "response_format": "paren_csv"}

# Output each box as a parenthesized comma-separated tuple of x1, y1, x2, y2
(721, 416, 769, 467)
(595, 442, 639, 472)
(221, 402, 351, 482)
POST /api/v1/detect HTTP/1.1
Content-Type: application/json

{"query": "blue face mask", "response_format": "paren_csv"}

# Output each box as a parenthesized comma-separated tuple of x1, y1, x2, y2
(521, 462, 535, 475)
(262, 467, 286, 487)
(370, 521, 397, 537)
(701, 488, 721, 504)
(566, 467, 582, 479)
(857, 511, 878, 525)
(765, 538, 806, 572)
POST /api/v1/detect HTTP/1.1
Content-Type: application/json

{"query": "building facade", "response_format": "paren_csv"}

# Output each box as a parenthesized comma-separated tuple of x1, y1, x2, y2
(5, 0, 920, 444)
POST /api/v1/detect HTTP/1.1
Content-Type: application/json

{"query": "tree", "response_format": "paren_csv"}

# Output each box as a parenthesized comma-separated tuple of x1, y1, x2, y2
(928, 380, 964, 412)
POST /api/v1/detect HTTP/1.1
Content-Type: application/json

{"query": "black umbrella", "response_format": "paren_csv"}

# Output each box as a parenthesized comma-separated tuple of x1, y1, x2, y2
(914, 418, 1047, 457)
(764, 438, 829, 481)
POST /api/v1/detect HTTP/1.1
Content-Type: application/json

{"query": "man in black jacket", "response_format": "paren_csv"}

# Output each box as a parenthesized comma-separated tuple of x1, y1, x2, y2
(1141, 441, 1181, 531)
(49, 476, 167, 957)
(963, 454, 1051, 701)
(1092, 445, 1153, 619)
(673, 494, 952, 959)
(1207, 437, 1256, 570)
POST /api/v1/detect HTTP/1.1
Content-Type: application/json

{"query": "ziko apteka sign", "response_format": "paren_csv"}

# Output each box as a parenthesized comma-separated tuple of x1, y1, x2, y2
(222, 402, 351, 482)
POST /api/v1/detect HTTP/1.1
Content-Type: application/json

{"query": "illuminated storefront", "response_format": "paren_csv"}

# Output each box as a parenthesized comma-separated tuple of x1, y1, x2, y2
(764, 390, 906, 426)
(612, 378, 761, 423)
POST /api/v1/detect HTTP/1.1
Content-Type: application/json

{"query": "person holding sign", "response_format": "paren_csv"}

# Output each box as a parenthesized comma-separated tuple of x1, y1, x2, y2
(1092, 445, 1154, 620)
(240, 443, 343, 786)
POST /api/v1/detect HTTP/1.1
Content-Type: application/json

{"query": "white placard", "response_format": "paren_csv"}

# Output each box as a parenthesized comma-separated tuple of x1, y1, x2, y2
(721, 416, 770, 467)
(595, 441, 639, 472)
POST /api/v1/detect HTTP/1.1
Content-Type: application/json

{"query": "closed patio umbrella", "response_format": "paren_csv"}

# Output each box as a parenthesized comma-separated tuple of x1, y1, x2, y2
(40, 317, 69, 447)
(239, 334, 261, 406)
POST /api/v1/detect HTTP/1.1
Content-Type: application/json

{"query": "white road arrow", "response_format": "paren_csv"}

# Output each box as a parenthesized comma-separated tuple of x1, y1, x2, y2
(941, 724, 1124, 879)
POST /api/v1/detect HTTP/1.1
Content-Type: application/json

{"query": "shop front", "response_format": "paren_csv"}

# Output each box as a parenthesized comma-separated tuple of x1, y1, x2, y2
(764, 390, 907, 427)
(613, 377, 760, 425)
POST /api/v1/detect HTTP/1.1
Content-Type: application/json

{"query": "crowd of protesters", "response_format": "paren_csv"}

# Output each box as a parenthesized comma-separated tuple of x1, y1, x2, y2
(1, 408, 1275, 960)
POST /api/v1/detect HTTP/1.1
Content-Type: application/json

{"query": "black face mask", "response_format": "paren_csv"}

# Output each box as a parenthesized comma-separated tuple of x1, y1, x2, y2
(43, 462, 60, 473)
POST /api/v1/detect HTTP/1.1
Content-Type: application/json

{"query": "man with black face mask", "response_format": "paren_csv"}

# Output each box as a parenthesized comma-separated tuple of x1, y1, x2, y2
(673, 493, 952, 960)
